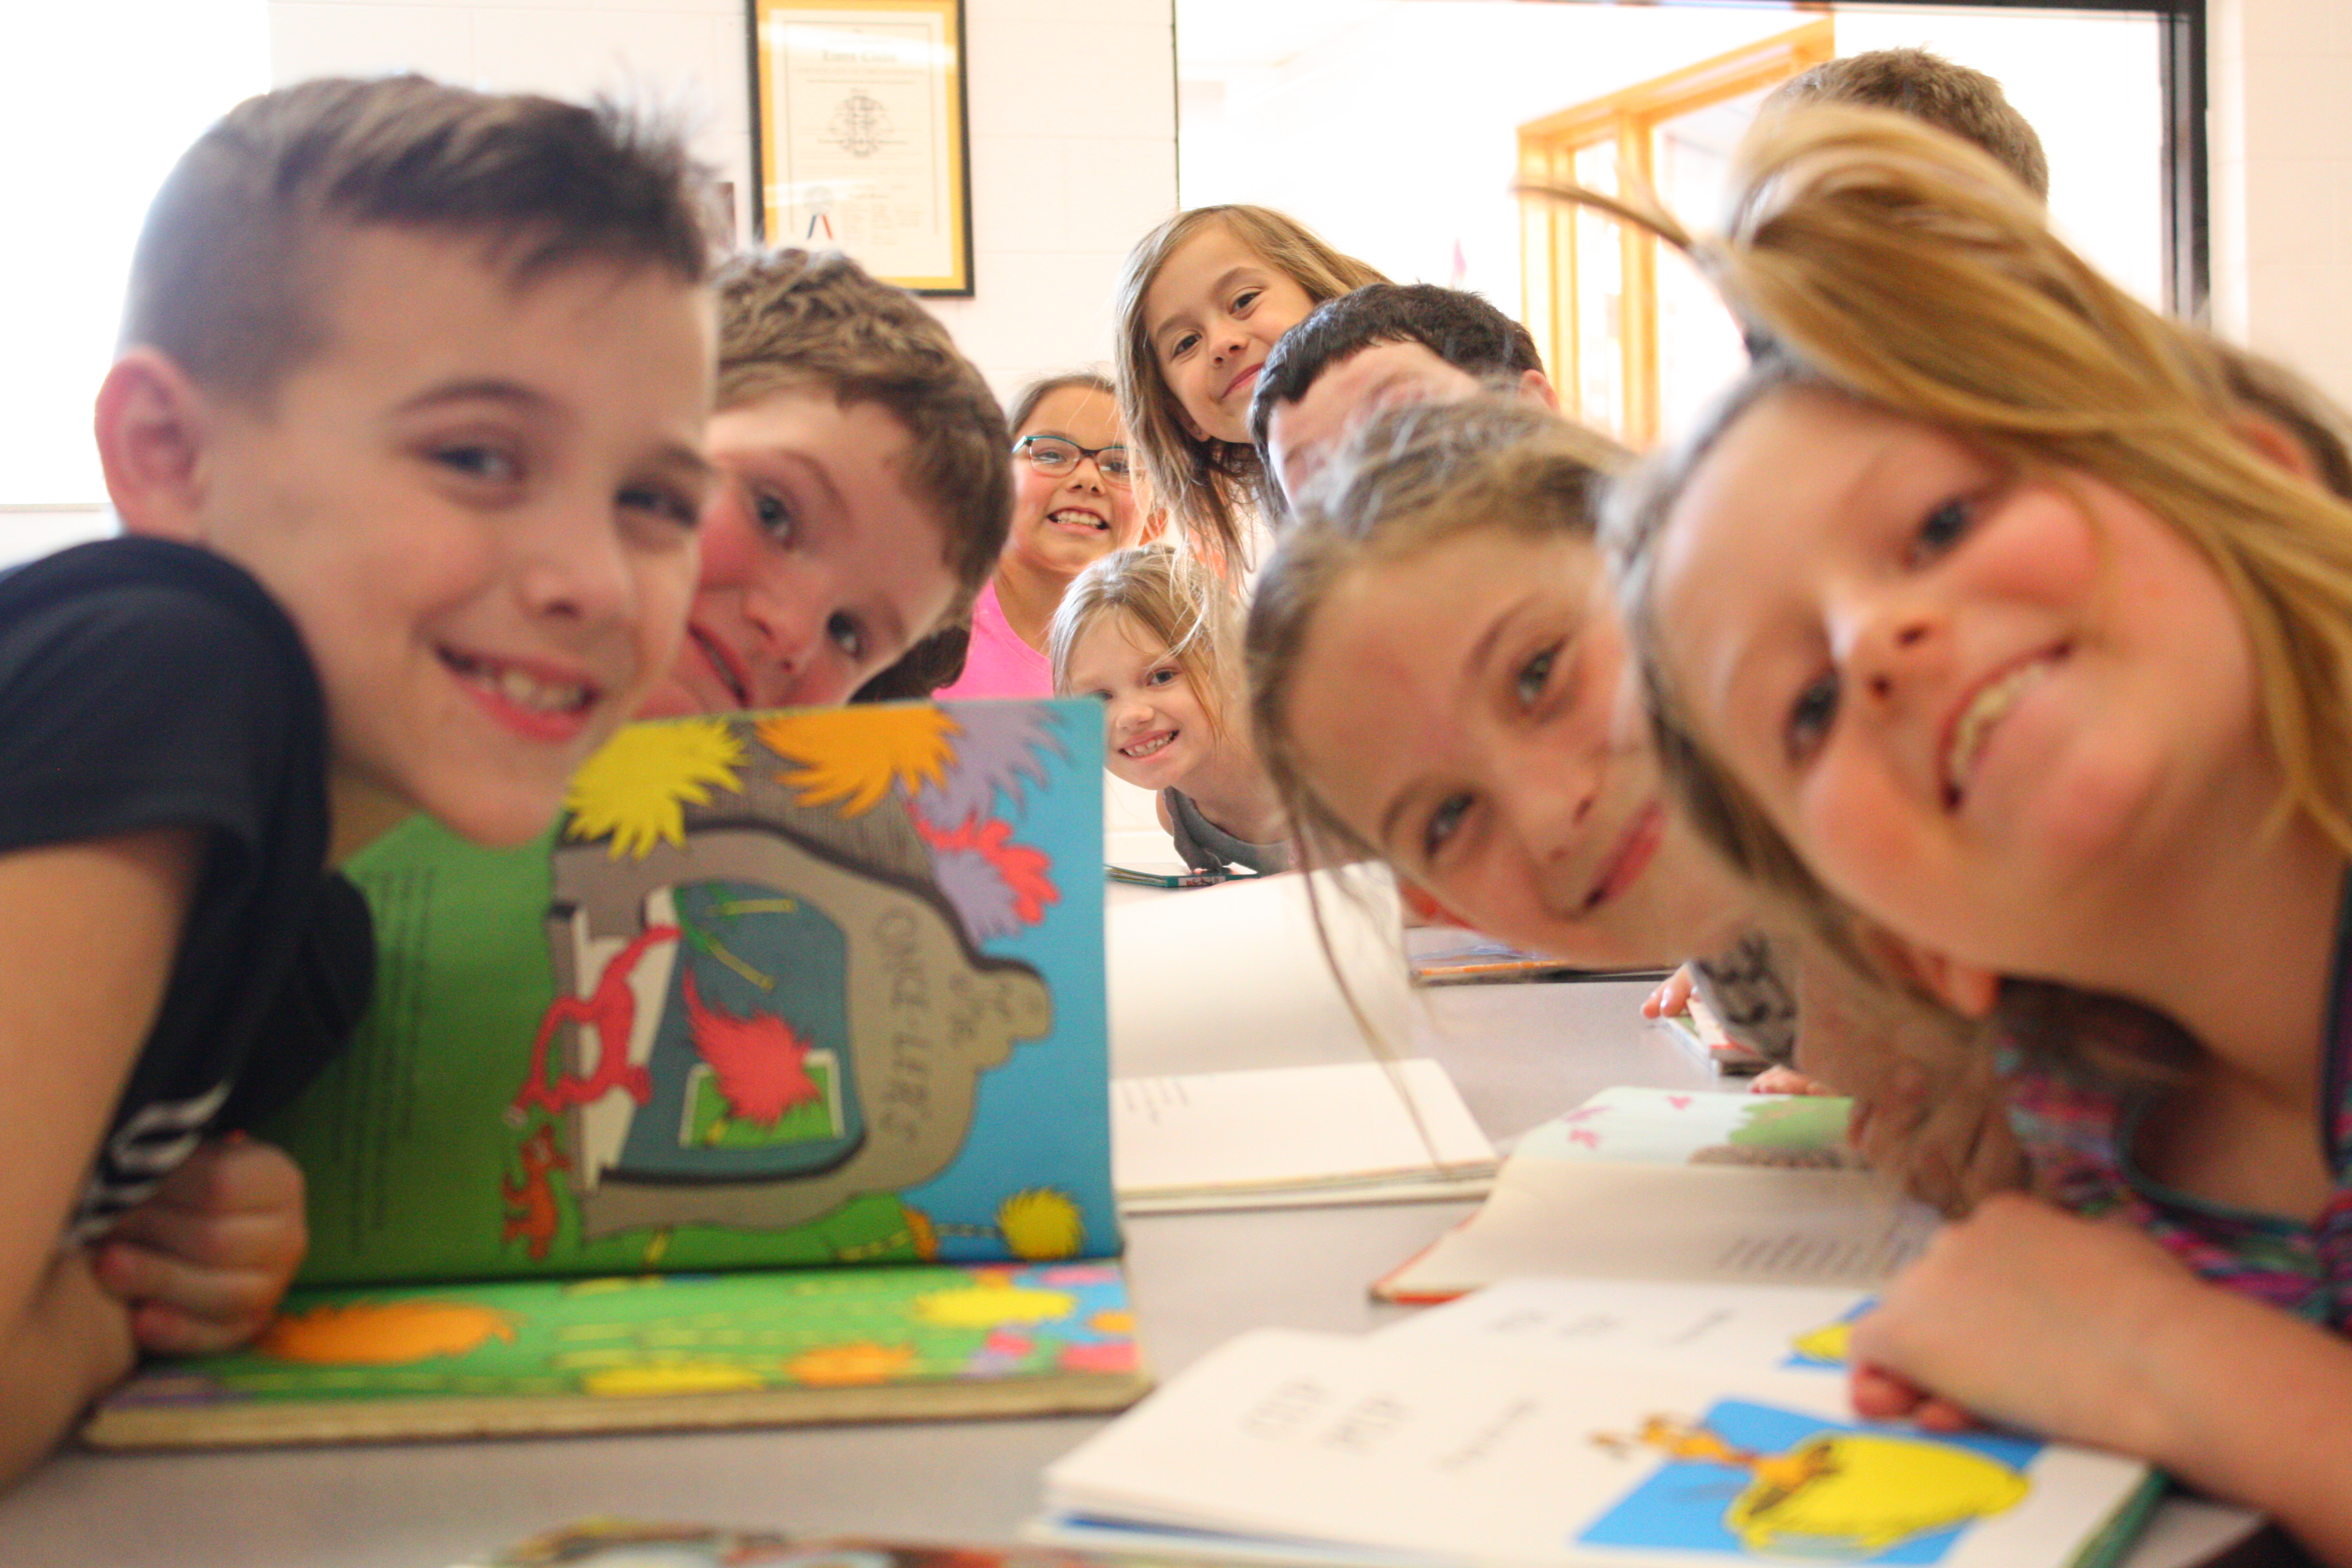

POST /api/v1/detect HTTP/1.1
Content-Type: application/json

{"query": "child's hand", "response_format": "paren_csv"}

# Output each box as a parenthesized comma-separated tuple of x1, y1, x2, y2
(1641, 963, 1697, 1019)
(1848, 1360, 1978, 1433)
(91, 1135, 306, 1355)
(1847, 1193, 2197, 1453)
(1750, 1064, 1830, 1095)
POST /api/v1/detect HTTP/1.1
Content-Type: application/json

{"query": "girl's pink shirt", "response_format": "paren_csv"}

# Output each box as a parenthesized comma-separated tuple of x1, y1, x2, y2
(935, 579, 1052, 701)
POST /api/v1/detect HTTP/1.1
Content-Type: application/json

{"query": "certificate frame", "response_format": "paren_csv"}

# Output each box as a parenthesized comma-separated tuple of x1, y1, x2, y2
(748, 0, 974, 296)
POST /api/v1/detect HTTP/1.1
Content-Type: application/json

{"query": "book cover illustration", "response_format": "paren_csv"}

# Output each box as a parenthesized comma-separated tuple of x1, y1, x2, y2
(1520, 1087, 1863, 1171)
(92, 1260, 1139, 1443)
(266, 700, 1115, 1287)
(1581, 1403, 2035, 1562)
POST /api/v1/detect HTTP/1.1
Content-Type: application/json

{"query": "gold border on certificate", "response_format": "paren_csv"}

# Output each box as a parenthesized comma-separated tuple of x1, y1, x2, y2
(750, 0, 973, 296)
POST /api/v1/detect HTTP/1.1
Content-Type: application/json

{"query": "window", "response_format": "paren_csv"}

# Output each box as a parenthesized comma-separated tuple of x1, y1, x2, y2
(1517, 22, 1833, 447)
(0, 1, 266, 553)
(1178, 0, 2176, 450)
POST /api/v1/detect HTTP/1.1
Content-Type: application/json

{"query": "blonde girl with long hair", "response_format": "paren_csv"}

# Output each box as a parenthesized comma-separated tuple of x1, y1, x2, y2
(1246, 394, 2025, 1213)
(1114, 206, 1386, 574)
(1596, 106, 2352, 1559)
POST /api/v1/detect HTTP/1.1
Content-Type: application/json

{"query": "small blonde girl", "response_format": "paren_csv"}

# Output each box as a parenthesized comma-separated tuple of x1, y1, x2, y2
(1050, 544, 1288, 874)
(1596, 106, 2352, 1558)
(1113, 206, 1386, 573)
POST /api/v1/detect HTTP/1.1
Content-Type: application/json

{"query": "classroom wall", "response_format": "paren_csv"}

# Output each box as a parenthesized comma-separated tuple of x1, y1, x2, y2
(2209, 0, 2352, 411)
(268, 0, 1177, 403)
(1183, 7, 2162, 326)
(266, 0, 2352, 414)
(2, 0, 2336, 562)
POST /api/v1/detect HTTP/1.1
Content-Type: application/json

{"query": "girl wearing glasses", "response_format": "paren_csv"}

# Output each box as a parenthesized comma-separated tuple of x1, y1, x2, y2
(938, 372, 1155, 700)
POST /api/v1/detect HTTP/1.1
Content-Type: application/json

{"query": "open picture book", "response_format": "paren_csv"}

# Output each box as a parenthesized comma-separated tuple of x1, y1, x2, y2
(1037, 1087, 2157, 1567)
(1377, 1087, 1929, 1303)
(1113, 1059, 1498, 1213)
(85, 700, 1147, 1449)
(1036, 1278, 2163, 1568)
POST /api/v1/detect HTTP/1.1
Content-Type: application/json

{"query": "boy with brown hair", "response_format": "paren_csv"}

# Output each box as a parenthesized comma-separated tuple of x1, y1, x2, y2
(1765, 46, 2049, 199)
(638, 247, 1011, 716)
(0, 74, 717, 1482)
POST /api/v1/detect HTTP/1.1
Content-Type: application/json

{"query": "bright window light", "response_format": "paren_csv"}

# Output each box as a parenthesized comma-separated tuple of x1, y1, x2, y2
(0, 2, 267, 510)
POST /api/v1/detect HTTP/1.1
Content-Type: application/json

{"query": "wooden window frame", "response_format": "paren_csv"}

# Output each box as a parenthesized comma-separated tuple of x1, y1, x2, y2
(1518, 19, 1834, 446)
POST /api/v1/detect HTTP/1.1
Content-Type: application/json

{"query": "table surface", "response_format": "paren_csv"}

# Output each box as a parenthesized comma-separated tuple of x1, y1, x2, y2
(0, 900, 2280, 1568)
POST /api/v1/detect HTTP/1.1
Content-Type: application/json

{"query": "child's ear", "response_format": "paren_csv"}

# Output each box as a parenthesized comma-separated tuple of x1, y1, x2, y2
(95, 351, 215, 542)
(1517, 368, 1561, 413)
(2236, 411, 2321, 483)
(1863, 927, 2001, 1019)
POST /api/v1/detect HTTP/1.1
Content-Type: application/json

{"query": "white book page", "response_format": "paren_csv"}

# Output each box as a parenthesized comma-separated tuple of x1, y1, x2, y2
(1044, 1328, 2151, 1568)
(1376, 1277, 1875, 1375)
(1380, 1156, 1936, 1301)
(1114, 1060, 1496, 1205)
(1107, 866, 1411, 1079)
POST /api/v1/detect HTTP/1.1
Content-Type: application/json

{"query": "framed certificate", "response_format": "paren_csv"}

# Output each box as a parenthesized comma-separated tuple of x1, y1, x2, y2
(749, 0, 974, 295)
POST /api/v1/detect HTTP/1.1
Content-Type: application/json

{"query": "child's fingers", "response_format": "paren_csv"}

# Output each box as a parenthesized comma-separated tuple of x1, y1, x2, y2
(103, 1196, 306, 1275)
(145, 1136, 305, 1216)
(91, 1239, 288, 1329)
(1908, 1395, 1984, 1434)
(127, 1297, 274, 1358)
(1847, 1360, 1930, 1419)
(1641, 965, 1697, 1019)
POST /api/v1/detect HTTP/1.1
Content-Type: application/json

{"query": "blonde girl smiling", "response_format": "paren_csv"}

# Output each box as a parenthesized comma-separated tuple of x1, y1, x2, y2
(1246, 395, 2022, 1211)
(1052, 544, 1288, 875)
(1599, 106, 2352, 1559)
(1114, 206, 1385, 572)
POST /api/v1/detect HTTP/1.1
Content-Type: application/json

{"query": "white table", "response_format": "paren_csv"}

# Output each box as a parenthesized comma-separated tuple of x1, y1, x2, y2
(0, 903, 2289, 1566)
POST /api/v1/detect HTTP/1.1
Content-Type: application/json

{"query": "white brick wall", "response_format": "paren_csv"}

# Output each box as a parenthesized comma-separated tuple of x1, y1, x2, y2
(267, 0, 1177, 404)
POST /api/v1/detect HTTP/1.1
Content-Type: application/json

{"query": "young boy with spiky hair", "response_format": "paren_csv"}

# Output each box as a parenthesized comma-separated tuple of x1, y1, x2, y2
(0, 74, 717, 1482)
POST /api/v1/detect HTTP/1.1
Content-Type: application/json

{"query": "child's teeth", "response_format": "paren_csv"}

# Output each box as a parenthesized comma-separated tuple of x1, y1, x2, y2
(1943, 658, 2053, 800)
(487, 665, 589, 714)
(1123, 733, 1172, 758)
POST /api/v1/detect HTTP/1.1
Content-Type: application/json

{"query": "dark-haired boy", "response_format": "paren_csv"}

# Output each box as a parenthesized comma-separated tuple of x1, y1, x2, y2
(1249, 282, 1556, 510)
(0, 74, 716, 1480)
